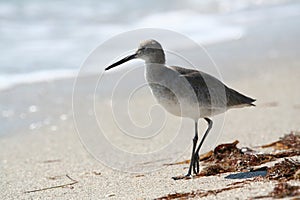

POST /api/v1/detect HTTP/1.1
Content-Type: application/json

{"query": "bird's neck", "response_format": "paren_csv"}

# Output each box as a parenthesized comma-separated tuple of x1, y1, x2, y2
(145, 58, 165, 65)
(144, 51, 166, 82)
(145, 63, 166, 82)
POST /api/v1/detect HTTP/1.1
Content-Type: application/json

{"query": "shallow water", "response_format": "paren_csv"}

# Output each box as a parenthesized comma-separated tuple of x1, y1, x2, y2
(0, 0, 299, 90)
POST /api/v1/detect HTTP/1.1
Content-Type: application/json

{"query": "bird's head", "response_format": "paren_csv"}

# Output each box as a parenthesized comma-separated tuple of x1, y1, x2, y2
(105, 39, 165, 71)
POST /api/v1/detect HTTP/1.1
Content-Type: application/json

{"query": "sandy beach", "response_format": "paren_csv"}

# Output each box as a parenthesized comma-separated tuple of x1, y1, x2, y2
(2, 68, 300, 199)
(1, 9, 300, 200)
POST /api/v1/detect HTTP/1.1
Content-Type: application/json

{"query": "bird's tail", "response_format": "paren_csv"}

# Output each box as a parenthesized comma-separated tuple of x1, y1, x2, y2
(227, 87, 256, 108)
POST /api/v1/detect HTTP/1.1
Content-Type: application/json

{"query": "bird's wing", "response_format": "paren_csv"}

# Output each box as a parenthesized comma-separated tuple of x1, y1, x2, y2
(169, 66, 255, 108)
(169, 66, 199, 75)
(169, 66, 228, 108)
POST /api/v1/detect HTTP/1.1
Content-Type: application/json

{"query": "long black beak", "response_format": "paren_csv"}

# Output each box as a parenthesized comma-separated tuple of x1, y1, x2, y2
(105, 53, 137, 71)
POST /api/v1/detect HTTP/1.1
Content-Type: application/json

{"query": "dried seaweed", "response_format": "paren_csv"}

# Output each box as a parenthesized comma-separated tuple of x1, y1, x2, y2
(169, 132, 300, 178)
(155, 185, 243, 200)
(254, 182, 300, 199)
(92, 171, 101, 176)
(261, 132, 300, 150)
(42, 159, 61, 163)
(266, 159, 300, 181)
(226, 176, 264, 186)
(159, 133, 300, 199)
(197, 140, 275, 177)
(24, 174, 78, 193)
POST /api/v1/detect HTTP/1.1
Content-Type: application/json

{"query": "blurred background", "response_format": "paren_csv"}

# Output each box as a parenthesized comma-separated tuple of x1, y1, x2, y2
(0, 0, 299, 90)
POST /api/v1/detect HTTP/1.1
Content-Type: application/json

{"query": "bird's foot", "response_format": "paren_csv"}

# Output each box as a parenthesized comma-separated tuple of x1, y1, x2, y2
(185, 173, 193, 179)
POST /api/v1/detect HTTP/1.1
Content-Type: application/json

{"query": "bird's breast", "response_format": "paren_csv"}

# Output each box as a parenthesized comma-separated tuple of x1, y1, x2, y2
(145, 65, 201, 118)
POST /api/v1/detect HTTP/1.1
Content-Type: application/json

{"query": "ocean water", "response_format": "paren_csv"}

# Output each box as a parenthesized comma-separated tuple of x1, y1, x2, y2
(0, 0, 299, 90)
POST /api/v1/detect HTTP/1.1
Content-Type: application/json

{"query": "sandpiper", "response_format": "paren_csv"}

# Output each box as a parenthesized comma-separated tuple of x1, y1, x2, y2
(105, 39, 255, 178)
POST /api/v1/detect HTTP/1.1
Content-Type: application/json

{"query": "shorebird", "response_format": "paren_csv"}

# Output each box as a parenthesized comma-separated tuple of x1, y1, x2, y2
(105, 39, 255, 178)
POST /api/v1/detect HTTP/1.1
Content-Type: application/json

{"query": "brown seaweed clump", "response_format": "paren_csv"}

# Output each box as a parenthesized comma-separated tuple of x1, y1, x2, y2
(269, 183, 300, 198)
(198, 140, 274, 176)
(254, 182, 300, 199)
(266, 159, 300, 181)
(159, 133, 300, 199)
(198, 132, 300, 177)
(262, 132, 300, 150)
(154, 185, 243, 200)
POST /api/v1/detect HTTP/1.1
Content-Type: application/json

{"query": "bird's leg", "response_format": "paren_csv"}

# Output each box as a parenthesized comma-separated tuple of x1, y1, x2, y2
(193, 118, 213, 174)
(186, 120, 198, 177)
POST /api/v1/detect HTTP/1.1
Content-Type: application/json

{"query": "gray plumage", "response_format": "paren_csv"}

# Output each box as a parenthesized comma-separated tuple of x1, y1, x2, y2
(170, 65, 255, 108)
(105, 39, 255, 178)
